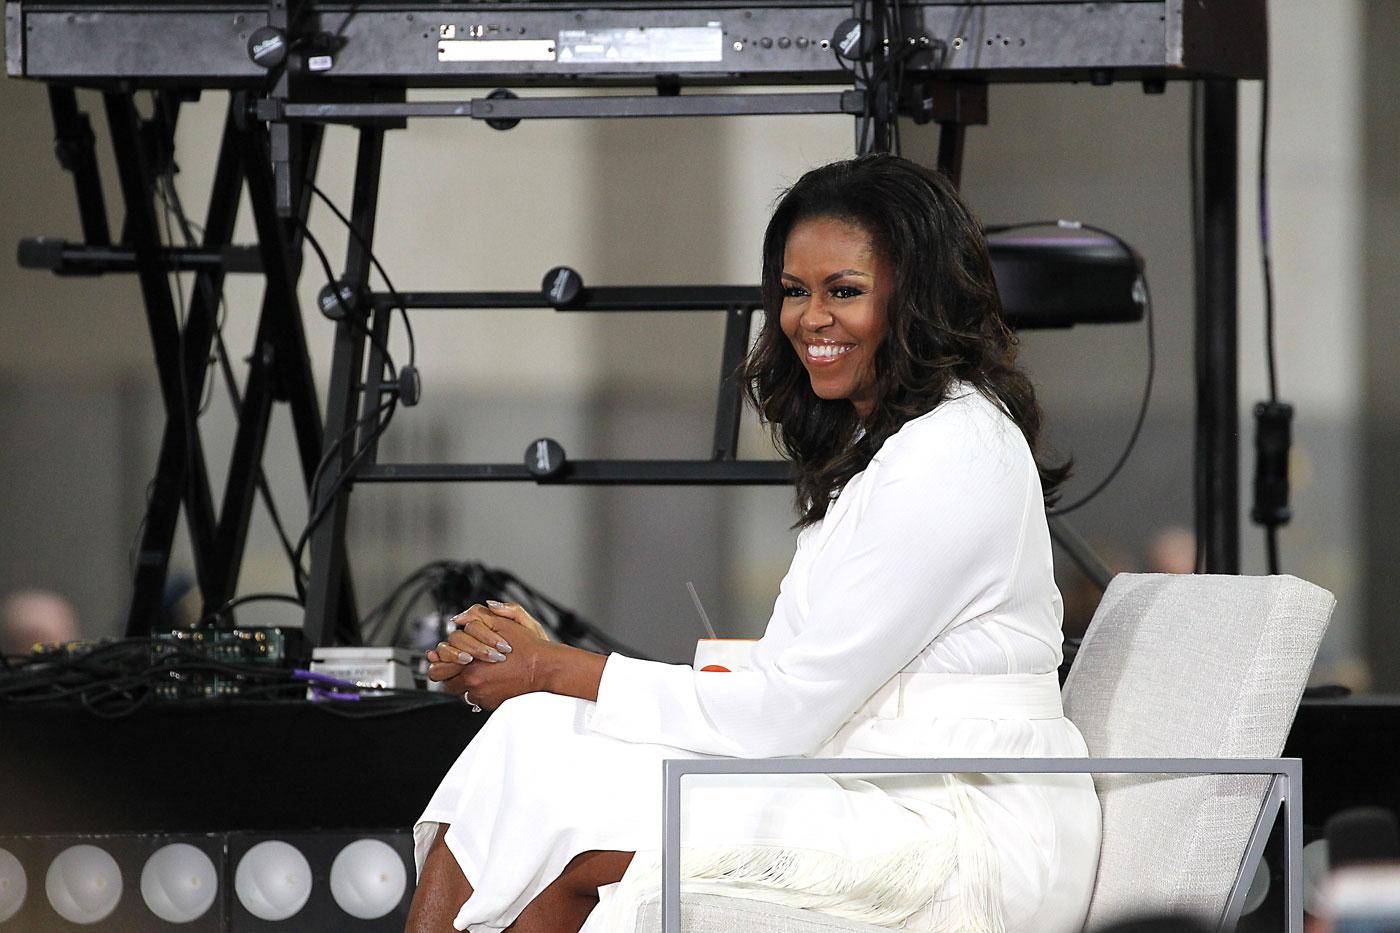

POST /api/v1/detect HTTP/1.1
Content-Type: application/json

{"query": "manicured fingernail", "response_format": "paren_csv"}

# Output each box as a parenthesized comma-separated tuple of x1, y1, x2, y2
(460, 654, 473, 664)
(496, 641, 512, 653)
(486, 600, 506, 608)
(487, 649, 507, 662)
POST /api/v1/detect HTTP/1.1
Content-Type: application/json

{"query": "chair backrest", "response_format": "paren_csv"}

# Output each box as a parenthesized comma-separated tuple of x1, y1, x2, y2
(1063, 573, 1335, 930)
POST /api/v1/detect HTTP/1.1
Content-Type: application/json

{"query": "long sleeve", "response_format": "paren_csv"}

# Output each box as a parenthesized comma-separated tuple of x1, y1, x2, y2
(586, 398, 1039, 758)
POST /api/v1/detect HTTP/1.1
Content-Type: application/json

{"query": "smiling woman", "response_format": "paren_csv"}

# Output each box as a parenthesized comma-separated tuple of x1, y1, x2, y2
(407, 155, 1097, 933)
(746, 153, 1069, 529)
(778, 217, 892, 420)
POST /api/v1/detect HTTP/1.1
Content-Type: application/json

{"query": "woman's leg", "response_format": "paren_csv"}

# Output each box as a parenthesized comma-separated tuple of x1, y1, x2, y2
(406, 824, 474, 933)
(505, 850, 635, 933)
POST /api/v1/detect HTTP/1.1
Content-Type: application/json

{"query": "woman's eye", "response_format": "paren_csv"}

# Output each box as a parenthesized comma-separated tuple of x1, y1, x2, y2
(830, 286, 864, 299)
(782, 286, 808, 298)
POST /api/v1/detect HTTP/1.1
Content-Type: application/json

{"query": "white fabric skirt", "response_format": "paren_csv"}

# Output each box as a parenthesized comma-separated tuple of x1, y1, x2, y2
(414, 676, 1100, 933)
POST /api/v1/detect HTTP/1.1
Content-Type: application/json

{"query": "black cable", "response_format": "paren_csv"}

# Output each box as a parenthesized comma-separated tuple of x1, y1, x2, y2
(0, 634, 464, 719)
(290, 218, 405, 603)
(1258, 74, 1279, 406)
(983, 220, 1155, 517)
(856, 0, 874, 154)
(881, 0, 907, 156)
(331, 0, 361, 40)
(307, 182, 417, 367)
(290, 397, 397, 594)
(1188, 83, 1207, 573)
(297, 218, 401, 383)
(1256, 72, 1284, 575)
(361, 560, 456, 645)
(367, 559, 656, 660)
(199, 591, 304, 627)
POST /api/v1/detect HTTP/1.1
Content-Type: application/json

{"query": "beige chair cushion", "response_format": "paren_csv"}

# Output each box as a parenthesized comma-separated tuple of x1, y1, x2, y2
(1063, 573, 1334, 929)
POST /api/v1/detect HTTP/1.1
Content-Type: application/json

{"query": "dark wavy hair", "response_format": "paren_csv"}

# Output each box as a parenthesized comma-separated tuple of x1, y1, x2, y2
(743, 153, 1069, 527)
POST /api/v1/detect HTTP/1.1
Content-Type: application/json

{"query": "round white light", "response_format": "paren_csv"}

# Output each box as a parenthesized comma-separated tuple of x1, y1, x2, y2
(0, 847, 27, 923)
(45, 844, 122, 924)
(329, 839, 406, 920)
(1302, 837, 1330, 916)
(141, 843, 218, 923)
(234, 841, 312, 921)
(1241, 854, 1270, 914)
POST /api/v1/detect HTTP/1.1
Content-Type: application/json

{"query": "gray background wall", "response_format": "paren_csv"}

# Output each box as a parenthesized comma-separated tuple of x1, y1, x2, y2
(0, 2, 1382, 683)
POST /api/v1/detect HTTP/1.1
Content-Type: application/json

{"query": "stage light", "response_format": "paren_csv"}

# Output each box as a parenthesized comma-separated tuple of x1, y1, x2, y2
(0, 847, 26, 923)
(141, 842, 218, 923)
(329, 838, 408, 920)
(1303, 837, 1330, 916)
(1241, 854, 1270, 914)
(234, 840, 312, 921)
(45, 843, 122, 924)
(985, 227, 1145, 329)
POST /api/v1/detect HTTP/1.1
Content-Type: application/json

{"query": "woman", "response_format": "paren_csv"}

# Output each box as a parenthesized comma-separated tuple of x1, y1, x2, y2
(409, 154, 1101, 933)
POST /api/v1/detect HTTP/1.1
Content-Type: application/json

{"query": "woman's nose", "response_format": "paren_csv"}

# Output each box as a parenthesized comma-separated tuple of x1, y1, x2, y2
(799, 297, 834, 330)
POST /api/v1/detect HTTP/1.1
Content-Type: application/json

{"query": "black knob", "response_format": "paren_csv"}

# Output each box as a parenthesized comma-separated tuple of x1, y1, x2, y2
(247, 26, 288, 69)
(542, 266, 583, 308)
(397, 364, 422, 407)
(525, 438, 567, 479)
(316, 280, 363, 320)
(831, 18, 871, 61)
(484, 88, 521, 131)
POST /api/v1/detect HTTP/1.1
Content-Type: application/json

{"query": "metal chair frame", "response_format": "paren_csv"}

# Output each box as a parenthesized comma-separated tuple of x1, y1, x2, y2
(661, 756, 1302, 933)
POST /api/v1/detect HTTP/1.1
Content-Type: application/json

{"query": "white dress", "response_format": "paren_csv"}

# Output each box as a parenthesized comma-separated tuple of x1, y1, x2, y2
(415, 386, 1102, 933)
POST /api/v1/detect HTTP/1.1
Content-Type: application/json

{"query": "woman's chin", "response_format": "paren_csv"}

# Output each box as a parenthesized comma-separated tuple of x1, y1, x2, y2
(807, 379, 851, 402)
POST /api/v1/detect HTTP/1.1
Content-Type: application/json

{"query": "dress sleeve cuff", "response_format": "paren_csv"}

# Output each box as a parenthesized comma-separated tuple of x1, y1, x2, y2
(586, 653, 691, 745)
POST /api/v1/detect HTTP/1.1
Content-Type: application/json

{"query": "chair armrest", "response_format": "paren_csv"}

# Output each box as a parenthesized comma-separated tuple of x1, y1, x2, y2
(660, 756, 1303, 933)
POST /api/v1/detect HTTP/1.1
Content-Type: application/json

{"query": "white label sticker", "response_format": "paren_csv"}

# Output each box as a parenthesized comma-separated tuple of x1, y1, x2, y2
(556, 26, 723, 64)
(438, 39, 558, 63)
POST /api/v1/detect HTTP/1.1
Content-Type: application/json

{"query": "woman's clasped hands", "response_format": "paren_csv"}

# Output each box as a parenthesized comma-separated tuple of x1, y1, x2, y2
(427, 601, 552, 711)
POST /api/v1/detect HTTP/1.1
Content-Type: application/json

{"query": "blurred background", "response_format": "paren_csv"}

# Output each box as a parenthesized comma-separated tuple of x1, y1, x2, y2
(1, 0, 1393, 687)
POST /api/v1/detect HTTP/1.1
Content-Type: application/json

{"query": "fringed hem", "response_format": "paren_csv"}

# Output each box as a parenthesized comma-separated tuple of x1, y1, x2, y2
(674, 776, 1005, 932)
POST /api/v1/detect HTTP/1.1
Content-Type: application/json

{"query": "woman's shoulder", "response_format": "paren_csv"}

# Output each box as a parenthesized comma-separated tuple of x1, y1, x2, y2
(883, 382, 1026, 460)
(865, 383, 1034, 504)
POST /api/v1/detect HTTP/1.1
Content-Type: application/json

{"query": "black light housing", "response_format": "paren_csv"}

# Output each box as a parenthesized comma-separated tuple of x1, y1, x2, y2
(987, 230, 1146, 329)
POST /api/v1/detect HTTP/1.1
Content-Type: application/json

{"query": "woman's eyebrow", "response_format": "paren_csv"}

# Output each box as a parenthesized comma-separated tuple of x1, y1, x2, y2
(780, 269, 873, 284)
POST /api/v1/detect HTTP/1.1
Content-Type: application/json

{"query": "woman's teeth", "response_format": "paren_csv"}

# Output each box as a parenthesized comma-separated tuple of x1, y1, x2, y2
(807, 344, 855, 360)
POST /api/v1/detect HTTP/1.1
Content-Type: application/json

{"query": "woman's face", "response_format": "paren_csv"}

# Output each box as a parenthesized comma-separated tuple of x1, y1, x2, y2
(779, 216, 892, 420)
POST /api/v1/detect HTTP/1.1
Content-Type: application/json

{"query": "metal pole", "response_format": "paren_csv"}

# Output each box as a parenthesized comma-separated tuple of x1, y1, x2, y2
(1285, 762, 1304, 933)
(1194, 80, 1241, 573)
(662, 761, 684, 933)
(303, 127, 386, 648)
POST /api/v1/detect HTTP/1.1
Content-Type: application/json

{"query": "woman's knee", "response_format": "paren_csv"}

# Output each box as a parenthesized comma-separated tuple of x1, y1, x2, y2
(420, 825, 473, 896)
(557, 850, 635, 899)
(406, 825, 473, 932)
